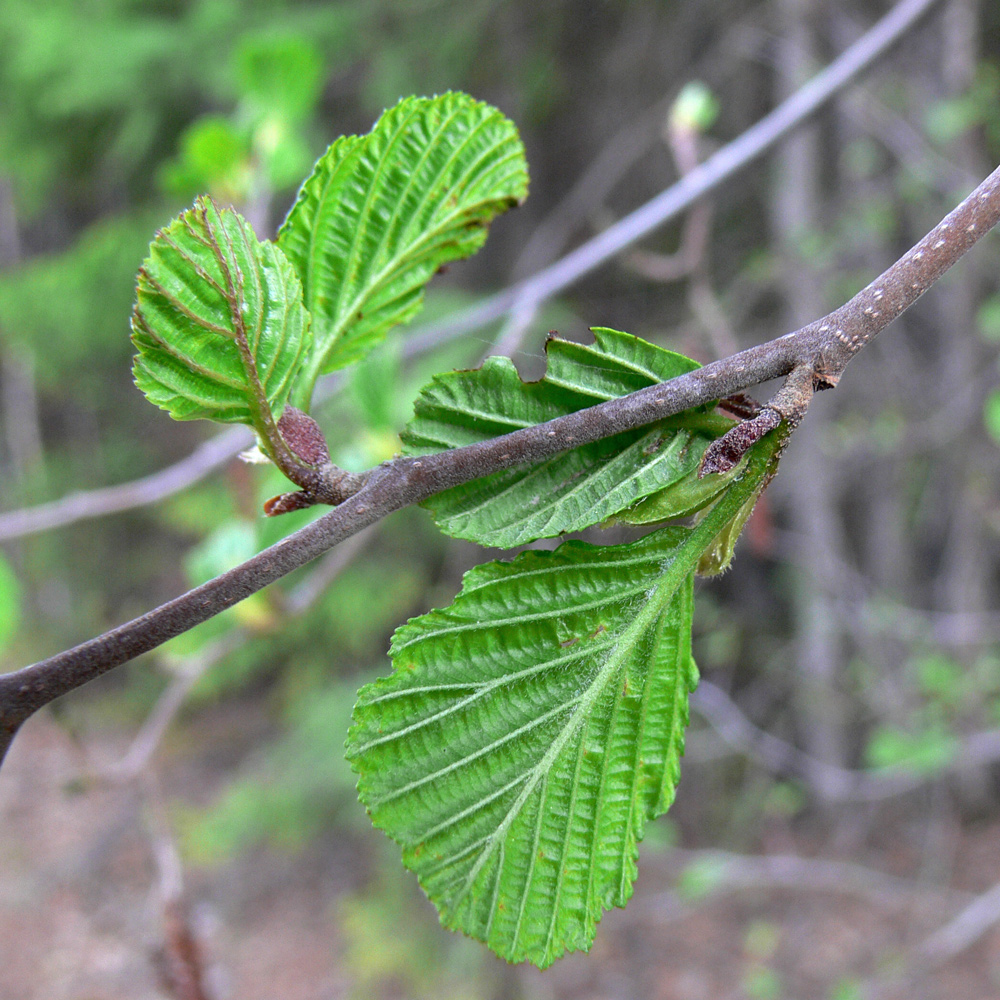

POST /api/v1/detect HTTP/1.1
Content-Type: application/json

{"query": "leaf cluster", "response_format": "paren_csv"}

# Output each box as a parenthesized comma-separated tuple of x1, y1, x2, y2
(128, 91, 785, 967)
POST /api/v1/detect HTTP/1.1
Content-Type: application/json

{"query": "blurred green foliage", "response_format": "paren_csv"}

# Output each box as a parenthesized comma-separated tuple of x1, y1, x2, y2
(0, 553, 21, 655)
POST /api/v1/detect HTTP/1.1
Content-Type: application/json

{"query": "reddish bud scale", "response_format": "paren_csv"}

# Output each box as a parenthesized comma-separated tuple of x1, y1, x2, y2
(277, 406, 330, 467)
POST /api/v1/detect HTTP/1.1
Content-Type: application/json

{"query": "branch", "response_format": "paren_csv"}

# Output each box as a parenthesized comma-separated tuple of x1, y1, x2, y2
(692, 680, 1000, 803)
(0, 426, 252, 541)
(0, 0, 942, 539)
(2, 159, 999, 767)
(404, 0, 946, 352)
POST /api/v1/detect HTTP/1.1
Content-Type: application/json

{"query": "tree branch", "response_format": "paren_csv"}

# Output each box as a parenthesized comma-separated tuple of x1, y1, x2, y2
(403, 0, 946, 352)
(2, 159, 999, 768)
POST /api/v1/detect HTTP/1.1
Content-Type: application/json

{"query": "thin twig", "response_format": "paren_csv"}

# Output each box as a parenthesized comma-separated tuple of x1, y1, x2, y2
(404, 0, 946, 353)
(918, 879, 1000, 964)
(692, 680, 1000, 802)
(1, 157, 999, 767)
(0, 426, 252, 541)
(635, 848, 972, 924)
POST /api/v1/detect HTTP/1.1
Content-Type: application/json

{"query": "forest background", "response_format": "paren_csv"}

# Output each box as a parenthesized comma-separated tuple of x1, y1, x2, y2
(2, 1, 1000, 998)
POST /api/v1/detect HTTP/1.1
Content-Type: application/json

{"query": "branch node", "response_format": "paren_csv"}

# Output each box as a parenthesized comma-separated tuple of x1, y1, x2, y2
(699, 365, 816, 477)
(699, 408, 782, 477)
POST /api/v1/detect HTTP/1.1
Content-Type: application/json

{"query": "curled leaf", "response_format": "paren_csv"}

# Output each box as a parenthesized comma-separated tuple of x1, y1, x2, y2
(132, 197, 310, 427)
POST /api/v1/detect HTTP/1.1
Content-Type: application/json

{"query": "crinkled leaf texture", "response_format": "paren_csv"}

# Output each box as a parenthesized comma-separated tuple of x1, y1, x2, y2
(402, 327, 735, 547)
(132, 197, 310, 425)
(349, 532, 697, 968)
(347, 440, 778, 968)
(278, 92, 528, 379)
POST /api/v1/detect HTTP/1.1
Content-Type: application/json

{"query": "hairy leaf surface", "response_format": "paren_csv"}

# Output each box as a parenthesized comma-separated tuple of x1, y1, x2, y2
(348, 440, 779, 967)
(403, 327, 735, 547)
(278, 92, 528, 383)
(132, 197, 310, 426)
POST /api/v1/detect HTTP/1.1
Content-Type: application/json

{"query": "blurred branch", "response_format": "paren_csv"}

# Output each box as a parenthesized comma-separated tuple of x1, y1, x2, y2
(0, 426, 253, 541)
(918, 878, 1000, 965)
(774, 527, 1000, 647)
(620, 93, 740, 360)
(405, 0, 946, 352)
(638, 848, 972, 921)
(145, 779, 215, 1000)
(693, 680, 1000, 802)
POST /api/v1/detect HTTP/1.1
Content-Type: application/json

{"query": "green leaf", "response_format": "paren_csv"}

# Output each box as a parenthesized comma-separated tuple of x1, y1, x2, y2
(278, 92, 528, 386)
(864, 724, 956, 776)
(402, 327, 735, 547)
(608, 459, 743, 526)
(132, 197, 310, 428)
(347, 445, 774, 967)
(349, 533, 697, 967)
(233, 33, 324, 124)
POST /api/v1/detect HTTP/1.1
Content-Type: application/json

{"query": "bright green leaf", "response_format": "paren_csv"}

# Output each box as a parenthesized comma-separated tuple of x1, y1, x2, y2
(349, 532, 698, 967)
(347, 446, 774, 967)
(403, 327, 735, 547)
(233, 33, 324, 124)
(975, 293, 1000, 342)
(160, 116, 249, 201)
(865, 724, 956, 775)
(278, 92, 528, 386)
(132, 196, 311, 428)
(670, 81, 719, 133)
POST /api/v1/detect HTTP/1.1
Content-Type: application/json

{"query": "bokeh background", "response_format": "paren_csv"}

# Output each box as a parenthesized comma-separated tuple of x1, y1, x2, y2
(3, 1, 1000, 997)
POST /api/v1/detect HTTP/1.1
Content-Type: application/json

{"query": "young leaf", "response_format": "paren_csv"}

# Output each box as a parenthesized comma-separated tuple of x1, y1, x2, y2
(278, 92, 529, 387)
(347, 440, 776, 968)
(132, 197, 311, 427)
(402, 327, 735, 547)
(349, 531, 698, 968)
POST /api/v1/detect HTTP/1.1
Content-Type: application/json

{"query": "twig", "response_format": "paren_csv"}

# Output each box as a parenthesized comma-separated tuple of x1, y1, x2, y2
(145, 779, 214, 1000)
(1, 157, 999, 767)
(0, 425, 253, 541)
(404, 0, 946, 353)
(636, 848, 971, 922)
(692, 680, 1000, 803)
(918, 879, 1000, 965)
(104, 634, 245, 782)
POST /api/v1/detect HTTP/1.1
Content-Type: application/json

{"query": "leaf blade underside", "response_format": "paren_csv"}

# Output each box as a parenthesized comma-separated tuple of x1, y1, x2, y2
(348, 529, 698, 968)
(402, 327, 735, 547)
(347, 433, 782, 967)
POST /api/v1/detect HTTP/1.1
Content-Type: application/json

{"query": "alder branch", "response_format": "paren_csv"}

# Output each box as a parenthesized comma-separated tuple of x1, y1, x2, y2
(0, 0, 942, 539)
(1, 160, 999, 768)
(403, 0, 945, 352)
